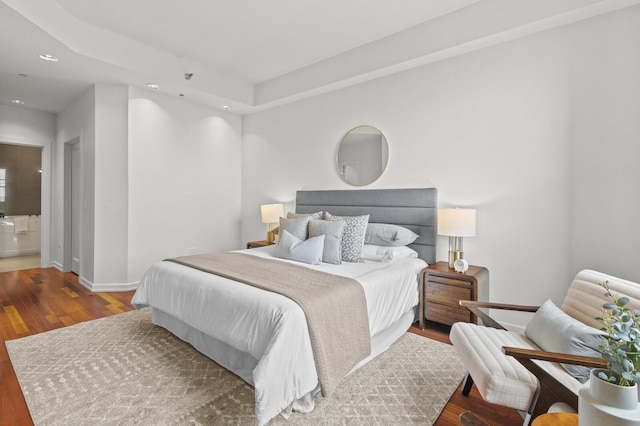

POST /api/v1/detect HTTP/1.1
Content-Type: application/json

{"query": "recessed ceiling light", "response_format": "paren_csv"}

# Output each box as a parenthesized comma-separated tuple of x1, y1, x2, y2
(39, 54, 58, 62)
(11, 99, 24, 105)
(146, 83, 159, 90)
(222, 105, 231, 110)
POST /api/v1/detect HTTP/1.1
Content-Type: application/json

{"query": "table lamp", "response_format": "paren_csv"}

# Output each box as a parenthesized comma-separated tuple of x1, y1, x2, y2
(260, 203, 284, 242)
(438, 208, 476, 268)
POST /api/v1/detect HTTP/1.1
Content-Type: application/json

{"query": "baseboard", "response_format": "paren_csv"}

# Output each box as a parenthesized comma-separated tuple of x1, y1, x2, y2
(51, 261, 64, 271)
(78, 276, 139, 292)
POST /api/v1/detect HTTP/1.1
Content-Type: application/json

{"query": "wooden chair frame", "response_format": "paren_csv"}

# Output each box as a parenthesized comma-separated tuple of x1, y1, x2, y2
(458, 300, 607, 424)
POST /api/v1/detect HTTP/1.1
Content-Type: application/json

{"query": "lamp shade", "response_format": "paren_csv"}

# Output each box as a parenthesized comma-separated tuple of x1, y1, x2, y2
(260, 204, 284, 224)
(438, 208, 476, 237)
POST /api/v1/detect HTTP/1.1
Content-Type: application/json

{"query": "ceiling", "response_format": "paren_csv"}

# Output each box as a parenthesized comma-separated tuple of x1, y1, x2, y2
(1, 0, 638, 115)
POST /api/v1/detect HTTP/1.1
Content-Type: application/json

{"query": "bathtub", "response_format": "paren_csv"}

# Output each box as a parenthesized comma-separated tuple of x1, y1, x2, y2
(0, 215, 41, 258)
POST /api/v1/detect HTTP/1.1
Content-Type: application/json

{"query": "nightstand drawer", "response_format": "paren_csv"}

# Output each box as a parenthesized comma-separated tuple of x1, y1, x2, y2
(425, 302, 471, 326)
(427, 274, 473, 288)
(425, 282, 471, 307)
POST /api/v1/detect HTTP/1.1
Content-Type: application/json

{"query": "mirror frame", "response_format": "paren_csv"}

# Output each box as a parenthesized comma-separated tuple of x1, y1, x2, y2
(336, 125, 389, 186)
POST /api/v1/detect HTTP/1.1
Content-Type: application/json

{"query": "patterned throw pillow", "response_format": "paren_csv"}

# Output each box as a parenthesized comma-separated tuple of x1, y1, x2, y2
(324, 212, 369, 263)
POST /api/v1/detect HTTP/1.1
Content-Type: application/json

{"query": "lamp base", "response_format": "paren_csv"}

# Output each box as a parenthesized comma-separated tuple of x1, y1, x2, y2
(266, 231, 276, 243)
(448, 250, 462, 269)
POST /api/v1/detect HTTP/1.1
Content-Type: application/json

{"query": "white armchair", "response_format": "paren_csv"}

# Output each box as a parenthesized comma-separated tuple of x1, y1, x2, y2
(449, 270, 640, 425)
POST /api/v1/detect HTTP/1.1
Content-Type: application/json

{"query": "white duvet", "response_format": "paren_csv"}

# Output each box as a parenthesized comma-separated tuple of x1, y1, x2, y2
(131, 246, 426, 425)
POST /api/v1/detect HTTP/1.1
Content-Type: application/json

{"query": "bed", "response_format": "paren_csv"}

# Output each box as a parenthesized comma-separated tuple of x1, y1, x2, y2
(131, 188, 437, 425)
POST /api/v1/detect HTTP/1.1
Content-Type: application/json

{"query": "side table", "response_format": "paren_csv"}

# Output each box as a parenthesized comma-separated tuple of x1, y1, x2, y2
(246, 240, 275, 249)
(419, 261, 489, 329)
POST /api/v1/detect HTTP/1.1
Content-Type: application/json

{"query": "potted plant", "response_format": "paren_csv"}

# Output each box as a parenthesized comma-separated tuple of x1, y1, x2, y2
(596, 280, 640, 387)
(588, 280, 640, 410)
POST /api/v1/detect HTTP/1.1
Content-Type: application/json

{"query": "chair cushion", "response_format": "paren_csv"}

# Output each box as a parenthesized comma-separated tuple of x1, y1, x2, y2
(450, 322, 585, 412)
(450, 322, 540, 411)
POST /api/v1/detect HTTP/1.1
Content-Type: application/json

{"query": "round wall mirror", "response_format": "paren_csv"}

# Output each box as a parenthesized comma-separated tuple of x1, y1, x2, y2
(336, 125, 388, 186)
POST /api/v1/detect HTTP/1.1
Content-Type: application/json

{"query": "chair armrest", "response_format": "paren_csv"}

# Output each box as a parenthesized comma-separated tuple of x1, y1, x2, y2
(502, 346, 607, 368)
(501, 346, 607, 416)
(458, 300, 539, 329)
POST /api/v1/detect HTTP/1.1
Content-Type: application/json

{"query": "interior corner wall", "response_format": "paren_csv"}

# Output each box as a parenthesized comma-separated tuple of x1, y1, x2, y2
(93, 84, 129, 287)
(0, 105, 55, 267)
(127, 86, 242, 283)
(241, 7, 640, 328)
(567, 6, 640, 283)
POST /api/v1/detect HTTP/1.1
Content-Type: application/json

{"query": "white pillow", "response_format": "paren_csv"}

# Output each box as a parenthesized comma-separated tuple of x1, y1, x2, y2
(275, 230, 324, 265)
(365, 223, 419, 246)
(362, 244, 418, 262)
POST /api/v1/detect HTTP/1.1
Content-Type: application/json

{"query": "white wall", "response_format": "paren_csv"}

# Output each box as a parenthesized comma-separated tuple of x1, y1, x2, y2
(242, 7, 640, 328)
(54, 85, 243, 289)
(567, 9, 640, 283)
(55, 87, 96, 282)
(93, 85, 129, 287)
(0, 105, 55, 267)
(127, 87, 242, 281)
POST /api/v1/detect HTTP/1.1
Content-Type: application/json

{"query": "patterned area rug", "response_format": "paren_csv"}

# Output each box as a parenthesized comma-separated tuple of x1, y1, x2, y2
(6, 308, 465, 425)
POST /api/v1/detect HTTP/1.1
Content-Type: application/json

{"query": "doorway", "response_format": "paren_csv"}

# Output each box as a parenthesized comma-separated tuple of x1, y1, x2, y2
(0, 143, 43, 272)
(63, 139, 81, 274)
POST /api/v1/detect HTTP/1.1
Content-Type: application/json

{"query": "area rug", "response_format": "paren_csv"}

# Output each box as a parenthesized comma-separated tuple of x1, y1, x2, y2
(6, 308, 465, 425)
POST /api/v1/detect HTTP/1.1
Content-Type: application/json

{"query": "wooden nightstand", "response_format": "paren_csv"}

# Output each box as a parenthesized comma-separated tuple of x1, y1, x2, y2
(418, 261, 489, 329)
(246, 240, 275, 249)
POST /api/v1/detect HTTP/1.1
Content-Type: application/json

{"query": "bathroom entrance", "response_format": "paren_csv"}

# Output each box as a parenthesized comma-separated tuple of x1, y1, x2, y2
(0, 143, 42, 272)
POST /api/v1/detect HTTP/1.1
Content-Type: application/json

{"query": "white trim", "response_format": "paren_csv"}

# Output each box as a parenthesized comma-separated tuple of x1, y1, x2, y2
(78, 276, 139, 292)
(51, 260, 64, 271)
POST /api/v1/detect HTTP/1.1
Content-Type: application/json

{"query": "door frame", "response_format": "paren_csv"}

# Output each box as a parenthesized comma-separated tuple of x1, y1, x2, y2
(63, 137, 81, 274)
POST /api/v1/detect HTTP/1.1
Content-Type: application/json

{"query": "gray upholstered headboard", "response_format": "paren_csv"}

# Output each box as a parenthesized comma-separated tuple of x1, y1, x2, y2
(295, 188, 437, 264)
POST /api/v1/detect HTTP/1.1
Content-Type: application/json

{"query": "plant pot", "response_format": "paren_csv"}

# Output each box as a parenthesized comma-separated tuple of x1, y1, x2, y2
(579, 369, 640, 426)
(589, 369, 638, 410)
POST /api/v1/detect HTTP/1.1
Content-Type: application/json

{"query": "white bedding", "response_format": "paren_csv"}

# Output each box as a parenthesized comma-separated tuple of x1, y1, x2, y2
(131, 246, 426, 425)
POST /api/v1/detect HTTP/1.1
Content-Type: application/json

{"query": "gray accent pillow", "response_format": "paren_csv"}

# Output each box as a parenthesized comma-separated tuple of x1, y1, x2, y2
(365, 223, 419, 246)
(273, 212, 322, 236)
(277, 216, 311, 241)
(275, 230, 324, 265)
(324, 212, 369, 263)
(525, 299, 605, 383)
(309, 219, 345, 265)
(287, 211, 323, 220)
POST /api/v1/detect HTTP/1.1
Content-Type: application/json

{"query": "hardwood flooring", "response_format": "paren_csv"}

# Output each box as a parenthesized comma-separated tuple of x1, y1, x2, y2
(0, 267, 522, 426)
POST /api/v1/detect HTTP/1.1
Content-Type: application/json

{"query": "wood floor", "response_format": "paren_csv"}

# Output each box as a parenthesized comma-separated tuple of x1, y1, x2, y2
(0, 267, 523, 426)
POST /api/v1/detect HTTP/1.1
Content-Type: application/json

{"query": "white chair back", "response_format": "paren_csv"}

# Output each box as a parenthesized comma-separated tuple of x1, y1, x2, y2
(562, 269, 640, 329)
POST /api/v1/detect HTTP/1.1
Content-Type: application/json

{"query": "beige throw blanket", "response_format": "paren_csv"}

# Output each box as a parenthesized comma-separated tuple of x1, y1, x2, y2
(166, 252, 371, 396)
